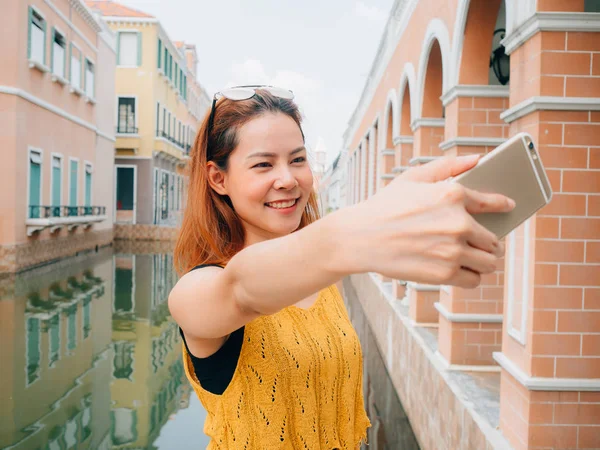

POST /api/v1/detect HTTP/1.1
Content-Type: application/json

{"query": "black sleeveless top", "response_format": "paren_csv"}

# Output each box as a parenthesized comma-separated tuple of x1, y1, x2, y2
(178, 264, 244, 395)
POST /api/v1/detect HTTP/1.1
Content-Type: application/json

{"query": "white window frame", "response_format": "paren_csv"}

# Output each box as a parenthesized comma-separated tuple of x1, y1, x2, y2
(114, 164, 137, 225)
(506, 219, 531, 346)
(84, 57, 96, 102)
(68, 157, 79, 207)
(117, 30, 141, 68)
(84, 161, 93, 206)
(69, 42, 83, 93)
(27, 147, 44, 220)
(50, 152, 64, 207)
(28, 5, 48, 71)
(116, 95, 139, 135)
(51, 26, 68, 84)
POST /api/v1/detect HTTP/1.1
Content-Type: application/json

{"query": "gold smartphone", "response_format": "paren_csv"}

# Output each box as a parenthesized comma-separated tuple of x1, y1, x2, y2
(452, 132, 553, 239)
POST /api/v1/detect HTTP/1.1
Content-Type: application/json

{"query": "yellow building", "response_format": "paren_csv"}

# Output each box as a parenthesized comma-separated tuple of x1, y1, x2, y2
(86, 1, 210, 235)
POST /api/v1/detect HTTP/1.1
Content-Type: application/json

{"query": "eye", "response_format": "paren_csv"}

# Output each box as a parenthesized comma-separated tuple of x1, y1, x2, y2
(252, 162, 272, 169)
(292, 157, 306, 164)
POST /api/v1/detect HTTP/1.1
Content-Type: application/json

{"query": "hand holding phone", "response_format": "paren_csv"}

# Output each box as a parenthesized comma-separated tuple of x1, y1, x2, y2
(452, 132, 553, 238)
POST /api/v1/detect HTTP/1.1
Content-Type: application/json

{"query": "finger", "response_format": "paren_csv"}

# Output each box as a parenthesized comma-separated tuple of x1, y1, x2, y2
(401, 154, 480, 183)
(458, 245, 498, 274)
(462, 214, 500, 254)
(450, 267, 482, 289)
(463, 188, 516, 214)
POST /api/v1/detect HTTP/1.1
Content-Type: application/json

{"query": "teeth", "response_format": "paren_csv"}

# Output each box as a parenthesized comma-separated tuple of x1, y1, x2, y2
(266, 199, 296, 209)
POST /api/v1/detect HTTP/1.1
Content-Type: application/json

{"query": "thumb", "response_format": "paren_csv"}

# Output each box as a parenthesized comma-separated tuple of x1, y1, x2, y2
(400, 154, 480, 183)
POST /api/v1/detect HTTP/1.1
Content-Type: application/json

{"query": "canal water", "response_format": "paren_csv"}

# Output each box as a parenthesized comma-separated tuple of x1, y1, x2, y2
(0, 246, 418, 450)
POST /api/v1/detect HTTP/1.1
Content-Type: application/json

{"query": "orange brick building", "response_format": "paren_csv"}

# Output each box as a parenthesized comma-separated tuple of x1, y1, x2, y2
(342, 0, 600, 448)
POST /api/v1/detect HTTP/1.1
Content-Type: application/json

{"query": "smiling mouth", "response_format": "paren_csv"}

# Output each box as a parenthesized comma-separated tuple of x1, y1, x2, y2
(264, 198, 299, 209)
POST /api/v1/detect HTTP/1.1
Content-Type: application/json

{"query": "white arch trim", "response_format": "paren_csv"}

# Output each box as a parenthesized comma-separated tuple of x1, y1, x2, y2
(450, 0, 517, 88)
(398, 63, 418, 133)
(415, 18, 452, 121)
(380, 89, 399, 149)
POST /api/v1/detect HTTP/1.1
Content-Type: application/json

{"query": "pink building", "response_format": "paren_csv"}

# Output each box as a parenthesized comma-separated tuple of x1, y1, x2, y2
(343, 0, 600, 448)
(0, 0, 116, 273)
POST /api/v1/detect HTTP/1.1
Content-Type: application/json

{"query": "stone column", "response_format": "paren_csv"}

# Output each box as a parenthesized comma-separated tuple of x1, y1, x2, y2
(435, 87, 509, 367)
(494, 26, 600, 450)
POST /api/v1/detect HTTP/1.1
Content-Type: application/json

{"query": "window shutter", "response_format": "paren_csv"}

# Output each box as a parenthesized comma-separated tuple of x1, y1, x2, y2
(50, 28, 55, 72)
(157, 39, 162, 69)
(137, 32, 142, 66)
(27, 7, 32, 59)
(42, 15, 47, 65)
(116, 31, 121, 64)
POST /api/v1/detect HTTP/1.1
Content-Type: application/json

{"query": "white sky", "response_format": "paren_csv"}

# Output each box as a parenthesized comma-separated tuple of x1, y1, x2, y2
(120, 0, 395, 167)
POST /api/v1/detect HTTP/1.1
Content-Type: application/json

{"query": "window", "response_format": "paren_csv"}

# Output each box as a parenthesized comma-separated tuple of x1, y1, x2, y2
(157, 38, 162, 69)
(167, 112, 171, 137)
(70, 45, 82, 89)
(69, 159, 78, 207)
(156, 102, 160, 136)
(162, 107, 166, 136)
(117, 97, 136, 134)
(85, 164, 92, 207)
(28, 7, 46, 65)
(51, 29, 66, 78)
(84, 59, 95, 98)
(164, 48, 168, 76)
(28, 150, 42, 219)
(118, 31, 139, 66)
(51, 155, 62, 210)
(174, 62, 178, 88)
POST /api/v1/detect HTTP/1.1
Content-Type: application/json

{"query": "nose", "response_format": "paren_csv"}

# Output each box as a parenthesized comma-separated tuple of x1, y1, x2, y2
(273, 166, 298, 190)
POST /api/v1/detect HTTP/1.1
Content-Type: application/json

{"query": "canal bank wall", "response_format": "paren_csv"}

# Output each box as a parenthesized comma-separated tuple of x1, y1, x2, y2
(344, 274, 512, 450)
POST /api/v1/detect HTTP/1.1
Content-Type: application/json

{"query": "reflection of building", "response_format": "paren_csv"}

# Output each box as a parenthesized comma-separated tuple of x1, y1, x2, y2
(86, 1, 210, 238)
(343, 0, 600, 448)
(0, 250, 113, 450)
(109, 252, 190, 448)
(0, 0, 116, 273)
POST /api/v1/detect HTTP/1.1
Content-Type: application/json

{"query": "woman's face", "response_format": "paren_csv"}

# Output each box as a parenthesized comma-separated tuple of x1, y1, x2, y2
(217, 112, 314, 246)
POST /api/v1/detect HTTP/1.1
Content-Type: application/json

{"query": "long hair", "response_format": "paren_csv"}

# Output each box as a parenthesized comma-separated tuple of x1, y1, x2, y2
(174, 89, 321, 275)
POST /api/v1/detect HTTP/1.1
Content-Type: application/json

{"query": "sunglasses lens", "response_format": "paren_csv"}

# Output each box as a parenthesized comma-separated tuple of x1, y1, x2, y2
(221, 87, 256, 101)
(264, 86, 294, 100)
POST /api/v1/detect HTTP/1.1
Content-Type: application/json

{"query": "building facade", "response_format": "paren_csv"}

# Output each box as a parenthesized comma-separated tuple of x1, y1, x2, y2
(86, 1, 209, 241)
(343, 0, 600, 448)
(0, 0, 117, 273)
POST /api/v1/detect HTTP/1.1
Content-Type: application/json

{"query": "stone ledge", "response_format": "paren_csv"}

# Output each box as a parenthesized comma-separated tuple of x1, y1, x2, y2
(346, 272, 512, 450)
(114, 223, 179, 241)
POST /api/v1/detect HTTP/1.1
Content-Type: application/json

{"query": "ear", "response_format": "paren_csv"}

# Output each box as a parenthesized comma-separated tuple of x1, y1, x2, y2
(206, 162, 228, 196)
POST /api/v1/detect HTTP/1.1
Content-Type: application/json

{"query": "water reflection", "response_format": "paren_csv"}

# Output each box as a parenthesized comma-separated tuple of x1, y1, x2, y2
(0, 248, 208, 450)
(2, 247, 416, 450)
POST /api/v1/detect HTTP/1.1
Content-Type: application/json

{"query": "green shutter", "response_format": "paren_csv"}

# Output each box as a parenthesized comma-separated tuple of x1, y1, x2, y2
(116, 31, 120, 65)
(29, 159, 41, 218)
(69, 160, 78, 207)
(137, 32, 142, 66)
(157, 38, 162, 69)
(50, 28, 55, 72)
(52, 165, 61, 207)
(42, 15, 47, 65)
(27, 7, 32, 59)
(85, 171, 92, 206)
(68, 42, 72, 81)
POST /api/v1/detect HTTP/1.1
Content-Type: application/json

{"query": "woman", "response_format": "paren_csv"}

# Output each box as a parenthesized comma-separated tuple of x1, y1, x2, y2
(169, 85, 513, 449)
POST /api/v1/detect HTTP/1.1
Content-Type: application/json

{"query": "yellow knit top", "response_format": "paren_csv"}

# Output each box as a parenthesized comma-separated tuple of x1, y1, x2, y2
(181, 284, 371, 449)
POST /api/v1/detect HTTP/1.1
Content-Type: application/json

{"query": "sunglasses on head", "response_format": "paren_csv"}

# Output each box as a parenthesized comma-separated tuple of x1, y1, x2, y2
(206, 85, 295, 160)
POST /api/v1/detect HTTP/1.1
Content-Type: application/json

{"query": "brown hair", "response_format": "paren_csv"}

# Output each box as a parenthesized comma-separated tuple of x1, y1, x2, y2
(174, 89, 321, 275)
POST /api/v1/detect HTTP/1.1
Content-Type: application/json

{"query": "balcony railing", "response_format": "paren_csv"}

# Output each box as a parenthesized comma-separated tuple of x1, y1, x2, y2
(26, 205, 107, 236)
(29, 205, 106, 219)
(116, 124, 139, 134)
(159, 131, 185, 150)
